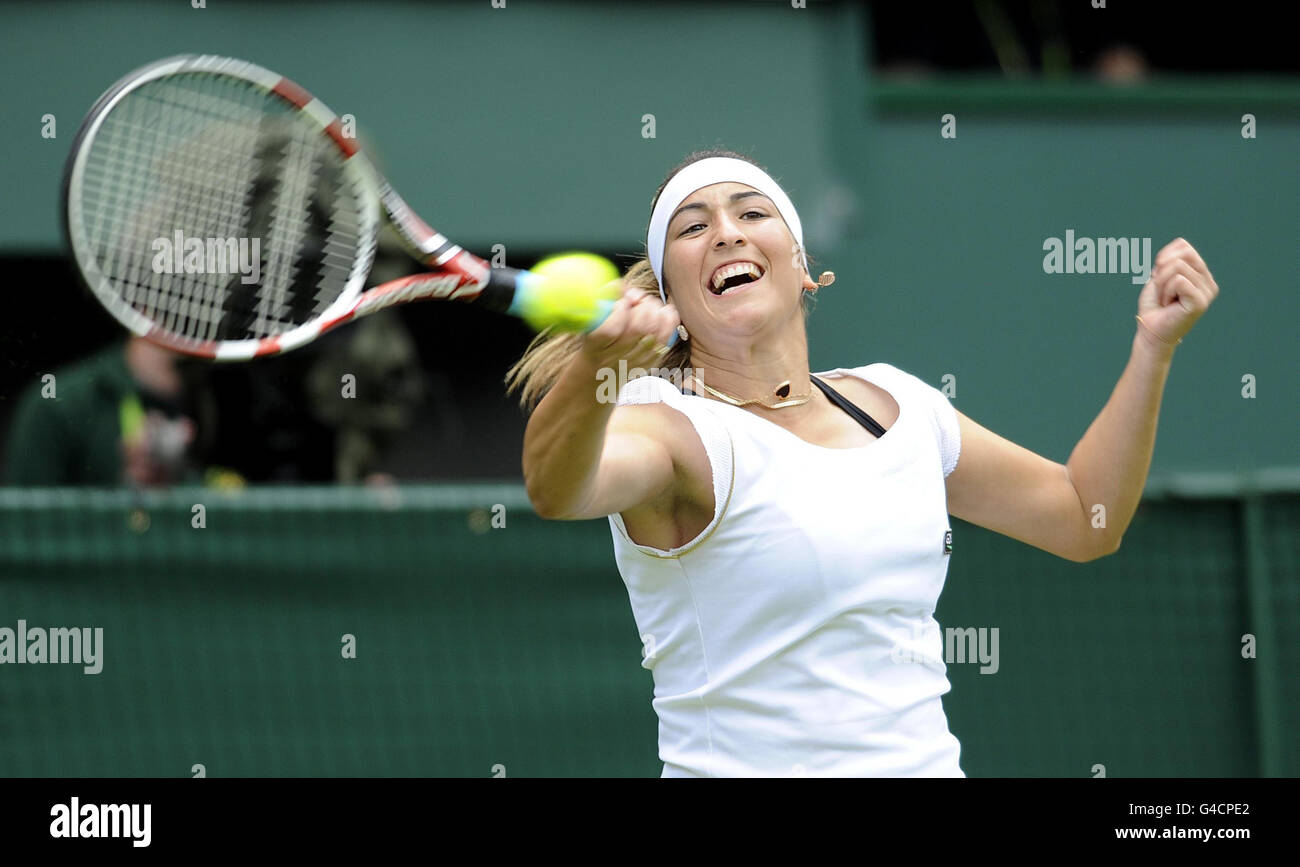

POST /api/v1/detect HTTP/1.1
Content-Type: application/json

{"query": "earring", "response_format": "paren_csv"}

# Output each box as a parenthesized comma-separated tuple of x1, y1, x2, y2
(676, 324, 690, 342)
(817, 271, 835, 287)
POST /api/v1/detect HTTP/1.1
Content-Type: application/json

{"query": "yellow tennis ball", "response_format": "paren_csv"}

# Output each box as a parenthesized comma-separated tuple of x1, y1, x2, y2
(531, 252, 620, 290)
(520, 252, 622, 332)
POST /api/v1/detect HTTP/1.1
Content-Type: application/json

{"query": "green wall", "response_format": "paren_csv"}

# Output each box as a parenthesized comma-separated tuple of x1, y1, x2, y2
(0, 0, 844, 253)
(821, 77, 1300, 477)
(4, 1, 1292, 471)
(0, 483, 1294, 777)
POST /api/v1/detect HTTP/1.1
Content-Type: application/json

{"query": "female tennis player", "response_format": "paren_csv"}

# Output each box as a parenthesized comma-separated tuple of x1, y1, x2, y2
(506, 148, 1218, 777)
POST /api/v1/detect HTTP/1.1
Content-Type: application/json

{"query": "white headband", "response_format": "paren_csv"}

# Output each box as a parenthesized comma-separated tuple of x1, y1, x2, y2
(647, 157, 809, 303)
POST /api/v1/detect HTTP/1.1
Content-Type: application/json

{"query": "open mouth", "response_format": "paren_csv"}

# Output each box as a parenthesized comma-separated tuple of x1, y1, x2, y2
(708, 261, 765, 296)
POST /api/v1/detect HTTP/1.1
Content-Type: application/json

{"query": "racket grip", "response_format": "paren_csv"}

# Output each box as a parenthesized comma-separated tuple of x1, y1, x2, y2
(503, 272, 678, 350)
(585, 298, 616, 332)
(582, 300, 679, 349)
(504, 271, 532, 313)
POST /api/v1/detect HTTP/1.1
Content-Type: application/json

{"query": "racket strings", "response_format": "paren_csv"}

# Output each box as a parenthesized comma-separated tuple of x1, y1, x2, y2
(74, 72, 366, 343)
(85, 76, 266, 339)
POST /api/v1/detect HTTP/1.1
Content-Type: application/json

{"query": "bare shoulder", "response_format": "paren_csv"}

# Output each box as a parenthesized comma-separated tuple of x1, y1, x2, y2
(608, 391, 715, 548)
(609, 396, 712, 510)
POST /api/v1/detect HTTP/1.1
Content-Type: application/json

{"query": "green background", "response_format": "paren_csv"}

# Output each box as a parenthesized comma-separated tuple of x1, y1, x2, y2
(0, 0, 1294, 470)
(1, 480, 1296, 778)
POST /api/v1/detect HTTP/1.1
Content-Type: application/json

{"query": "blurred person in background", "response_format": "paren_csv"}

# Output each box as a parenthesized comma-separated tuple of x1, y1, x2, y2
(1093, 43, 1150, 83)
(3, 307, 426, 488)
(872, 1, 1155, 80)
(300, 222, 430, 486)
(305, 310, 426, 485)
(3, 335, 229, 487)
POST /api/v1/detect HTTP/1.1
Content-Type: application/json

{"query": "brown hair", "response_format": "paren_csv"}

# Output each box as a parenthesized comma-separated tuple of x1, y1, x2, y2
(503, 147, 818, 413)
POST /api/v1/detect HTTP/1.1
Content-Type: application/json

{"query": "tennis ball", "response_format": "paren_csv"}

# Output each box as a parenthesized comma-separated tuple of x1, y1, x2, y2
(520, 252, 622, 332)
(531, 252, 620, 290)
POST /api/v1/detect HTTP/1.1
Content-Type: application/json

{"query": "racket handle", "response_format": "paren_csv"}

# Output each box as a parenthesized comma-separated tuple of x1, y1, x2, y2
(478, 266, 529, 315)
(540, 288, 680, 348)
(585, 298, 617, 332)
(445, 267, 678, 347)
(503, 270, 542, 318)
(573, 299, 679, 350)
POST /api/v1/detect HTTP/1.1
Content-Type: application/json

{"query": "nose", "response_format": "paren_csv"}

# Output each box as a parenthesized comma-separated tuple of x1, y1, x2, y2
(712, 211, 748, 248)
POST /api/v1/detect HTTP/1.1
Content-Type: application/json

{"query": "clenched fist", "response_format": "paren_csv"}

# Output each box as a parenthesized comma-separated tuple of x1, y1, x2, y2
(580, 281, 681, 371)
(1136, 238, 1220, 350)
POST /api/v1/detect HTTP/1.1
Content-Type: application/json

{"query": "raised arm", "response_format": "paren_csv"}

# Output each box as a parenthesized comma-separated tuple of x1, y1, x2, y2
(945, 238, 1219, 562)
(522, 285, 682, 520)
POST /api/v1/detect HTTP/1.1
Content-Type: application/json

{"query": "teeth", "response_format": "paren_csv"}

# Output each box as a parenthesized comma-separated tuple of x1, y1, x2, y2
(711, 262, 763, 291)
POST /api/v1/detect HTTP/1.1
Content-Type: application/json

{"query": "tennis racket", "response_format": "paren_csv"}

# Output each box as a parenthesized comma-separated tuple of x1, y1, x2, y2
(62, 54, 623, 361)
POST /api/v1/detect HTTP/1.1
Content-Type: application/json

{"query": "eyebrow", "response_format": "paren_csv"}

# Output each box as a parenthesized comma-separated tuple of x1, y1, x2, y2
(669, 191, 772, 228)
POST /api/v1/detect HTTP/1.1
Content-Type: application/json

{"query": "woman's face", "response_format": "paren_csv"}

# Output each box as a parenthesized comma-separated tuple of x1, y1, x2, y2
(661, 181, 813, 341)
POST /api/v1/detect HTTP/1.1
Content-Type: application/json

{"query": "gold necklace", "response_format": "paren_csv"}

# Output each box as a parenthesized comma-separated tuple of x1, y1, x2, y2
(688, 373, 813, 409)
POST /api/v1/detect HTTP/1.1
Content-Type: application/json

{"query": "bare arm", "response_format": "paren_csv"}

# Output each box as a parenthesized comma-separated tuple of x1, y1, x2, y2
(945, 413, 1097, 562)
(524, 354, 676, 520)
(1066, 239, 1219, 555)
(946, 238, 1219, 562)
(522, 284, 681, 520)
(946, 329, 1172, 562)
(1062, 328, 1175, 556)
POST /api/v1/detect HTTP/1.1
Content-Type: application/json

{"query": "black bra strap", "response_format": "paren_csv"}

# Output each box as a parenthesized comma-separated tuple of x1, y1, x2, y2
(810, 375, 887, 438)
(684, 376, 888, 438)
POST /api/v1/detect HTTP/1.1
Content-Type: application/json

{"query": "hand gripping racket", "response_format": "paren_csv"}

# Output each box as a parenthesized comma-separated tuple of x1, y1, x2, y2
(62, 54, 622, 360)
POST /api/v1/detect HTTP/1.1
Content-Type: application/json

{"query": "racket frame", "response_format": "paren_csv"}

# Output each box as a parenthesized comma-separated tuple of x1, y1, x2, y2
(64, 54, 529, 361)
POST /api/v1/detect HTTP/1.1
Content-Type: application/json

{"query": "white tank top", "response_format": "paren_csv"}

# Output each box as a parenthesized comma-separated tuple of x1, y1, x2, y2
(607, 363, 965, 777)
